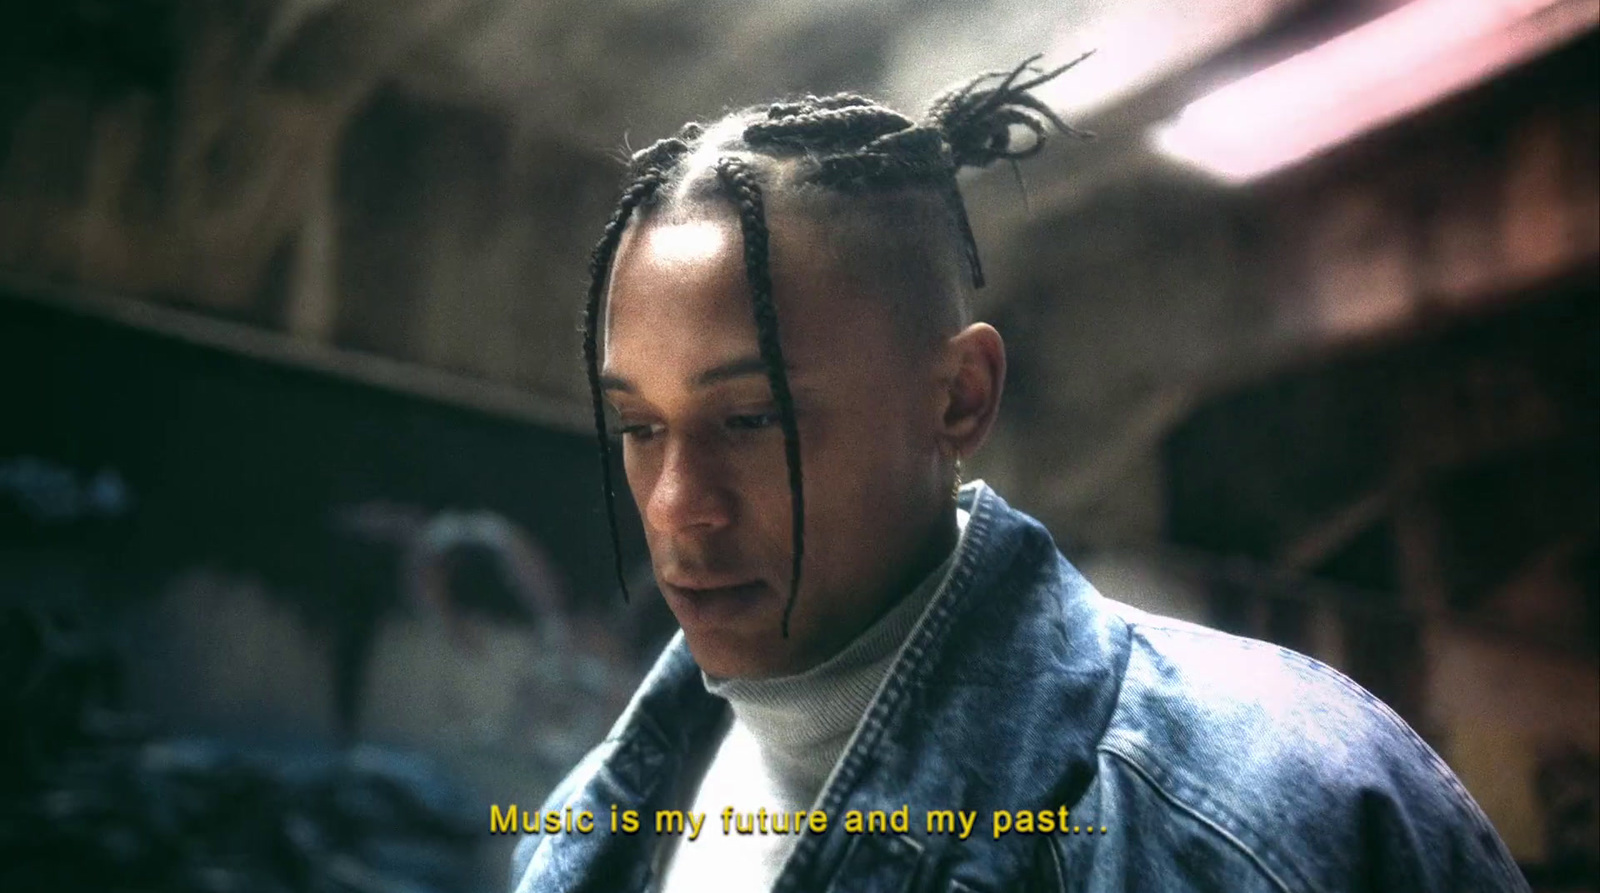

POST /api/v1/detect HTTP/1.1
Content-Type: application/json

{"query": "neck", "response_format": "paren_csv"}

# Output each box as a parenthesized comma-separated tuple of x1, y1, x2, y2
(701, 497, 969, 801)
(890, 503, 960, 614)
(786, 498, 960, 675)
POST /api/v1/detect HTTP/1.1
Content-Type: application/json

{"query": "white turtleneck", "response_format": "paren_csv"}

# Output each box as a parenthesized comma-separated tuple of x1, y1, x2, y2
(657, 507, 972, 892)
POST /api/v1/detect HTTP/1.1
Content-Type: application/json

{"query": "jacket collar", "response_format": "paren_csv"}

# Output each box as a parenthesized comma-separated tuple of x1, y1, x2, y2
(772, 481, 1130, 891)
(547, 481, 1131, 891)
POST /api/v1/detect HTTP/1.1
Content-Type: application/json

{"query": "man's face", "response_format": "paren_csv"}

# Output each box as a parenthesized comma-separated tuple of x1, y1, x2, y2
(601, 211, 947, 678)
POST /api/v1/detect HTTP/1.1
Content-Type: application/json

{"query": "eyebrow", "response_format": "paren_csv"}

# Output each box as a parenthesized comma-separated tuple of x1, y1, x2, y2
(600, 355, 790, 394)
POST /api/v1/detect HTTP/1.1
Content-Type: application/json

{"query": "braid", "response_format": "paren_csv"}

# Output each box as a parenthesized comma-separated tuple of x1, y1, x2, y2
(942, 179, 986, 288)
(735, 56, 1090, 287)
(922, 65, 1017, 132)
(809, 128, 950, 190)
(714, 156, 806, 640)
(626, 137, 692, 180)
(745, 105, 915, 150)
(583, 138, 689, 605)
(763, 92, 875, 119)
(924, 52, 1096, 170)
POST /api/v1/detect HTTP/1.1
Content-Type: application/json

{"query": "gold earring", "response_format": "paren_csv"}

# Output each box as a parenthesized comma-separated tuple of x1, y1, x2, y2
(952, 456, 964, 501)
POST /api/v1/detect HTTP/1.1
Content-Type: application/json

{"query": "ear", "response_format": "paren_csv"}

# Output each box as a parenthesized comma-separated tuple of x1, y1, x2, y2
(935, 323, 1006, 460)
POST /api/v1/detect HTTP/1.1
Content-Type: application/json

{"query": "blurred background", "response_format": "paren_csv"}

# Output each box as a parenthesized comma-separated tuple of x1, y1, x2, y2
(0, 0, 1595, 890)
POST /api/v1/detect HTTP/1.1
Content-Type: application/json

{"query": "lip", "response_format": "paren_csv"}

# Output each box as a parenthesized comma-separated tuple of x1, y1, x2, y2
(660, 579, 773, 626)
(663, 574, 760, 591)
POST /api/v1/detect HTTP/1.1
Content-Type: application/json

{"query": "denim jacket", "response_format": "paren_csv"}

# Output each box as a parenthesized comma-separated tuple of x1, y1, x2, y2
(511, 483, 1527, 892)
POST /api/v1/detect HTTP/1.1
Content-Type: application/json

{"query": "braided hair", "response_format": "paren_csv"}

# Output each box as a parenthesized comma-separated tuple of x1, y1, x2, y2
(583, 54, 1091, 638)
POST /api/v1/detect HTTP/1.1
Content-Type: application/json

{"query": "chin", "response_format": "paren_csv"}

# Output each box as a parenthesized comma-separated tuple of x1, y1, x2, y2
(680, 625, 799, 679)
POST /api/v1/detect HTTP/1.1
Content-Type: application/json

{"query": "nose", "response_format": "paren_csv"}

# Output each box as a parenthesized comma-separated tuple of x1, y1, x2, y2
(644, 435, 735, 535)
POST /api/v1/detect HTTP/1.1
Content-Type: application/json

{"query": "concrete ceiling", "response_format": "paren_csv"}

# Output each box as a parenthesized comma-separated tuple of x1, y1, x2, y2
(261, 0, 1318, 156)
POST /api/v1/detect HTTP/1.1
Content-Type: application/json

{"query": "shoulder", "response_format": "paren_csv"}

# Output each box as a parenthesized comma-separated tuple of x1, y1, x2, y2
(1094, 601, 1526, 893)
(1106, 601, 1412, 766)
(508, 742, 612, 887)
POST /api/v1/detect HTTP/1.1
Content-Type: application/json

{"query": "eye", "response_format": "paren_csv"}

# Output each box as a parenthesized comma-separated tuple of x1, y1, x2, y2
(611, 422, 663, 442)
(727, 412, 781, 432)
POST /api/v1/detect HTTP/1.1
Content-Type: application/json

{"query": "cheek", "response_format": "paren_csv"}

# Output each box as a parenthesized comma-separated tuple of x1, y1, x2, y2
(820, 392, 923, 482)
(800, 406, 922, 553)
(619, 445, 658, 513)
(734, 442, 801, 541)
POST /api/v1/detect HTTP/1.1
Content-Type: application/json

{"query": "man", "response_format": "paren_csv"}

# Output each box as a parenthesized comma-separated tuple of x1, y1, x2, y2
(511, 59, 1527, 892)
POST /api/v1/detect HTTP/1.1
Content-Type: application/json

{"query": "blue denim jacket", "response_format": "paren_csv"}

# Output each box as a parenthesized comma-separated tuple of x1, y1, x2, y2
(511, 483, 1527, 892)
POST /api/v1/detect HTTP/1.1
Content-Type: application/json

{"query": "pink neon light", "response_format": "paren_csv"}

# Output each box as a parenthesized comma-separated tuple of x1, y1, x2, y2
(1152, 0, 1598, 182)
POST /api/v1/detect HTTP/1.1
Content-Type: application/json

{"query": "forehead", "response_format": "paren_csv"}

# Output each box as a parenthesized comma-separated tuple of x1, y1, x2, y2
(607, 216, 745, 327)
(601, 212, 896, 381)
